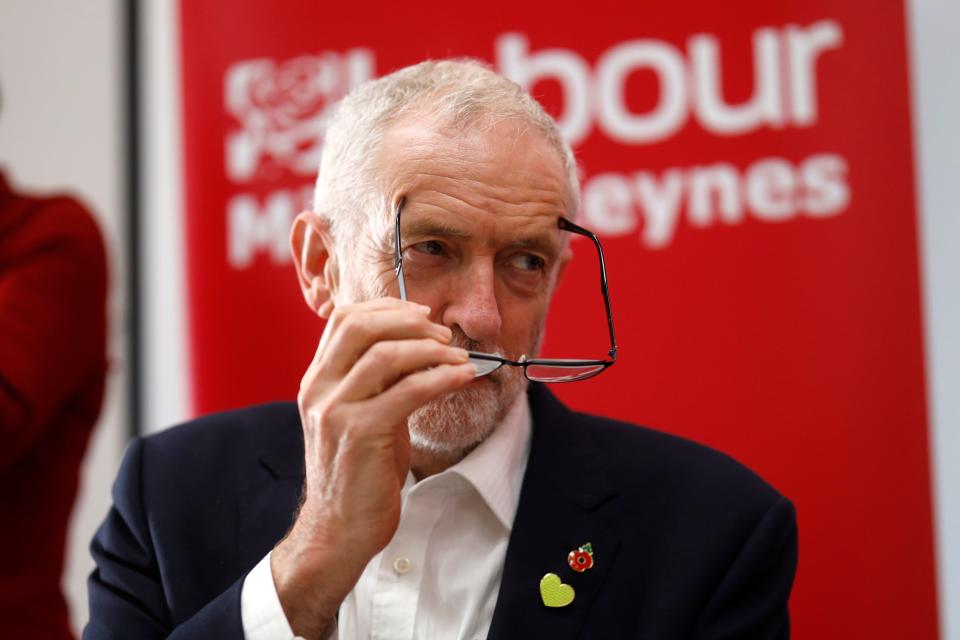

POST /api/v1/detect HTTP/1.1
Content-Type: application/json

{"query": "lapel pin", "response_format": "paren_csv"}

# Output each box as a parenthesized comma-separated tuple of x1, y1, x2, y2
(540, 573, 575, 608)
(568, 542, 595, 572)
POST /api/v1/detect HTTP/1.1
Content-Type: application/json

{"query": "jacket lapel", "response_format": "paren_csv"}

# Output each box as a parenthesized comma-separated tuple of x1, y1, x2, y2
(488, 384, 621, 640)
(237, 405, 305, 569)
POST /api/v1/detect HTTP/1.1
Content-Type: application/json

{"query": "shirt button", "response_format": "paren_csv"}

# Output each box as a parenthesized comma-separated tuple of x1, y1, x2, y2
(393, 556, 412, 575)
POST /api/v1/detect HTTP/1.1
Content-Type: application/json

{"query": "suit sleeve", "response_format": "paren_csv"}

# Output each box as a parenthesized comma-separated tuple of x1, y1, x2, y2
(693, 496, 799, 640)
(84, 438, 247, 639)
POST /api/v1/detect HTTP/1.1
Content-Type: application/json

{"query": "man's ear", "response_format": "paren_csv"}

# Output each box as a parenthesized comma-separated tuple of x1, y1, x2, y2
(290, 211, 339, 318)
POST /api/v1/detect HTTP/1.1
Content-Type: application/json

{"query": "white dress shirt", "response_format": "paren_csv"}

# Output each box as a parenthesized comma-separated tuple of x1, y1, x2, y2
(241, 393, 532, 639)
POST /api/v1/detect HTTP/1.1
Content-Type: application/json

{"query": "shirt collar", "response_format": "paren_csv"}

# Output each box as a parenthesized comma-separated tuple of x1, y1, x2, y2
(403, 390, 532, 531)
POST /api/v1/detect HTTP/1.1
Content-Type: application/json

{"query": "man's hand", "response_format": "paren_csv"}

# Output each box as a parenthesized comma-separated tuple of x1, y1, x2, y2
(270, 298, 475, 639)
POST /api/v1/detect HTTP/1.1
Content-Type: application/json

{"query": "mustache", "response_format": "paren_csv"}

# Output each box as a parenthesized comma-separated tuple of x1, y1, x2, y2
(447, 327, 512, 385)
(450, 325, 503, 355)
(448, 327, 503, 357)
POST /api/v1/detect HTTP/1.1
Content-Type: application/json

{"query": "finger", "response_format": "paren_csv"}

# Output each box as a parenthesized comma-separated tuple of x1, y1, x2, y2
(318, 308, 452, 379)
(359, 362, 477, 427)
(313, 298, 431, 364)
(335, 339, 470, 403)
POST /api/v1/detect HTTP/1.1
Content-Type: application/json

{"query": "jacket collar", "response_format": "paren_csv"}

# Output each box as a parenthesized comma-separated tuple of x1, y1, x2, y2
(487, 383, 621, 639)
(257, 407, 304, 480)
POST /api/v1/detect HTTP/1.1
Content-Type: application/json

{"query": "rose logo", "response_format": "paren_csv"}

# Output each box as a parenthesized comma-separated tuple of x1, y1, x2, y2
(224, 50, 374, 182)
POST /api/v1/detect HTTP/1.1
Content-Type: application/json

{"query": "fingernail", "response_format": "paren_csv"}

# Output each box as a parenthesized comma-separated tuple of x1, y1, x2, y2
(416, 303, 431, 314)
(453, 348, 469, 361)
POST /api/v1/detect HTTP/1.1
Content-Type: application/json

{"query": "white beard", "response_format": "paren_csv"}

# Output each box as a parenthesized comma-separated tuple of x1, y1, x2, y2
(407, 365, 527, 454)
(406, 323, 534, 454)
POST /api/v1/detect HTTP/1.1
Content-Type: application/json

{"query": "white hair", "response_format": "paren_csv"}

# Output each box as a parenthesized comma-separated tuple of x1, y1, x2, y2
(312, 59, 580, 252)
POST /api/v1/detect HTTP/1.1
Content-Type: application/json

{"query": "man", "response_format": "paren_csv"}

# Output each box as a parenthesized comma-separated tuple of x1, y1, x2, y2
(86, 60, 797, 639)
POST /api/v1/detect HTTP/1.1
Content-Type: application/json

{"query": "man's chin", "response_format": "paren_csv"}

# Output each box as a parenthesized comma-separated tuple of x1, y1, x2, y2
(407, 372, 525, 455)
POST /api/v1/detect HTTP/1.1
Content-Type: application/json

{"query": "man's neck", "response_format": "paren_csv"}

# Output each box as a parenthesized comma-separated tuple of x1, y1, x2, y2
(410, 443, 478, 481)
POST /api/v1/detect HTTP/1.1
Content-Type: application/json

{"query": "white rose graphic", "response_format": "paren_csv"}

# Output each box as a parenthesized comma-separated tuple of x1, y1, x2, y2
(224, 50, 374, 182)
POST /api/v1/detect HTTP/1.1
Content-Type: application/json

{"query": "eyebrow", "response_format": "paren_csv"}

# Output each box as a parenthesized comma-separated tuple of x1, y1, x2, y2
(505, 234, 562, 254)
(403, 217, 562, 254)
(402, 218, 472, 239)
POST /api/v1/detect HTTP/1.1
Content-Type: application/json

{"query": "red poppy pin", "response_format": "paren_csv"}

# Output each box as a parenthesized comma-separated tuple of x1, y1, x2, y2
(567, 542, 595, 572)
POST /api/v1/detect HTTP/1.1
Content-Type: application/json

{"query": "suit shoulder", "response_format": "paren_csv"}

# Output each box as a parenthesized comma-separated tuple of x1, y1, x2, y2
(578, 411, 786, 515)
(136, 402, 301, 478)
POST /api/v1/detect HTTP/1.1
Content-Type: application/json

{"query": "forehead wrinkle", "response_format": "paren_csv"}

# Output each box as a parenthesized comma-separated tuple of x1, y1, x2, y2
(383, 123, 570, 183)
(409, 196, 562, 231)
(404, 138, 553, 175)
(378, 116, 574, 236)
(407, 181, 568, 222)
(403, 201, 563, 254)
(409, 164, 558, 187)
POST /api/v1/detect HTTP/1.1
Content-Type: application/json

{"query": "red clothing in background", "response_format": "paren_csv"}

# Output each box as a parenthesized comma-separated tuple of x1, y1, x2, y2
(0, 171, 107, 639)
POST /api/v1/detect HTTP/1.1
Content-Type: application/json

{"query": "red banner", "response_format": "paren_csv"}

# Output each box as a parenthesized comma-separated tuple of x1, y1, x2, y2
(178, 2, 937, 636)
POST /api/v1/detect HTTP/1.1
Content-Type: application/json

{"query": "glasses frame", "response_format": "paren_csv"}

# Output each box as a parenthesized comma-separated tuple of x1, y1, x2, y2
(392, 197, 618, 383)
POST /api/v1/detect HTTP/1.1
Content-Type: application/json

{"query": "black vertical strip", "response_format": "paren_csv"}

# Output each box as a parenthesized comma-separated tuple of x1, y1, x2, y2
(124, 0, 142, 439)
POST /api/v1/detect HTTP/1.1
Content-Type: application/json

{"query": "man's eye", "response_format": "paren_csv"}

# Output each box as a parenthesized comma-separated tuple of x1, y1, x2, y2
(412, 240, 445, 256)
(510, 253, 546, 272)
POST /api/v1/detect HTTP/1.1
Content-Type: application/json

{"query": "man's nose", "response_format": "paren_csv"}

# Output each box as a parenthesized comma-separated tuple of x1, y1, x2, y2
(441, 261, 502, 346)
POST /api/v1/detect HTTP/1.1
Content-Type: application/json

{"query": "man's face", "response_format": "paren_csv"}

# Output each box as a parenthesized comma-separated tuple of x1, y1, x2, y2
(336, 114, 573, 453)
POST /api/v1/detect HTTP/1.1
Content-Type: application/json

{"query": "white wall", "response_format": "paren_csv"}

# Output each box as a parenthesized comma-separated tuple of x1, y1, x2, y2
(908, 1, 960, 638)
(141, 0, 190, 436)
(0, 1, 126, 635)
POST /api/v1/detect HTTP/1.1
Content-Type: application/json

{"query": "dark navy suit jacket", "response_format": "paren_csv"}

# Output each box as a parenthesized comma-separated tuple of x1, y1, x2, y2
(85, 384, 797, 639)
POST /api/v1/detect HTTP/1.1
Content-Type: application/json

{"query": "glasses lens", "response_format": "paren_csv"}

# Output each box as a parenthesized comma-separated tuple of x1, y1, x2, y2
(396, 208, 613, 382)
(469, 356, 502, 377)
(536, 229, 611, 364)
(525, 363, 606, 382)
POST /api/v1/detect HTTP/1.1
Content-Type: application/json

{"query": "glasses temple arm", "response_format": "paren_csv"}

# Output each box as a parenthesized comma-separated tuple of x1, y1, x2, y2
(560, 217, 618, 361)
(595, 241, 618, 360)
(394, 197, 407, 301)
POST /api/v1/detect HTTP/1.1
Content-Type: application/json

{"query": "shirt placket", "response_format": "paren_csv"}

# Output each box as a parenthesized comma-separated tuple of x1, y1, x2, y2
(369, 485, 446, 640)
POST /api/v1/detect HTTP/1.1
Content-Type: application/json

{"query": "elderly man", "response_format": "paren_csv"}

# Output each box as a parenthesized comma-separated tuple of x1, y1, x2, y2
(86, 60, 797, 639)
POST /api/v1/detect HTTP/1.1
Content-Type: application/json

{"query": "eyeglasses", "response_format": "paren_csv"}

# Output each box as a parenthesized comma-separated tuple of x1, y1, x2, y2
(393, 198, 618, 383)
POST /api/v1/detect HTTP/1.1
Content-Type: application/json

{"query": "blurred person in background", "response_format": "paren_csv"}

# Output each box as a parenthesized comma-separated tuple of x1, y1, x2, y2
(0, 84, 109, 639)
